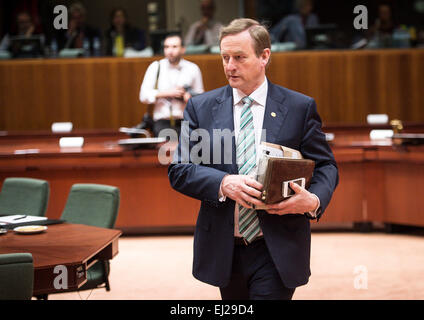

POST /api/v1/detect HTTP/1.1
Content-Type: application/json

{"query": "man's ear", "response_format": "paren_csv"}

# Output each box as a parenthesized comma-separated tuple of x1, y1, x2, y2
(261, 48, 271, 67)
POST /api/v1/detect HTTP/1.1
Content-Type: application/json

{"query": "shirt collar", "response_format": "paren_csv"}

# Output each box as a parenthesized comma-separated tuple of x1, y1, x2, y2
(166, 58, 184, 70)
(233, 78, 268, 107)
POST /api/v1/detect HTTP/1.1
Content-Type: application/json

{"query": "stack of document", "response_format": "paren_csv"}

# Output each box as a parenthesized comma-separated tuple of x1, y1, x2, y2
(255, 142, 315, 209)
(0, 215, 48, 226)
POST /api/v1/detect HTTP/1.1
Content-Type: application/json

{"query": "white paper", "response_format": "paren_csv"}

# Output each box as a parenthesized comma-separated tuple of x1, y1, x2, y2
(52, 122, 73, 133)
(259, 143, 284, 158)
(370, 130, 393, 140)
(0, 215, 48, 224)
(59, 137, 84, 148)
(367, 114, 389, 125)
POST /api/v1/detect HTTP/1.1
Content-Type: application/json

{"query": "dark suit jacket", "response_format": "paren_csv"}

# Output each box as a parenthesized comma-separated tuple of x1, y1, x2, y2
(168, 80, 339, 288)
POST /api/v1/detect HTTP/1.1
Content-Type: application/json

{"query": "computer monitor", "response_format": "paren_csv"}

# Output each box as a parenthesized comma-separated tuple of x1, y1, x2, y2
(149, 29, 181, 55)
(9, 35, 44, 58)
(305, 24, 338, 49)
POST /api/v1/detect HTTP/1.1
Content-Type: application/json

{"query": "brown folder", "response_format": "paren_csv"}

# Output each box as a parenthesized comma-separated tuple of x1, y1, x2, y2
(256, 157, 315, 208)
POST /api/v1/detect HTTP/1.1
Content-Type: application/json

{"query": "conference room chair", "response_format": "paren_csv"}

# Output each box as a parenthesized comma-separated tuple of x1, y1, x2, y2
(54, 184, 120, 297)
(0, 177, 50, 217)
(0, 253, 34, 300)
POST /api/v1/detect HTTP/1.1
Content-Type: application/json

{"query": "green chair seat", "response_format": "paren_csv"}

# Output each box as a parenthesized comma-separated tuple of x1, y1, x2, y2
(80, 261, 110, 291)
(58, 184, 120, 296)
(0, 253, 34, 300)
(0, 178, 50, 217)
(60, 184, 119, 228)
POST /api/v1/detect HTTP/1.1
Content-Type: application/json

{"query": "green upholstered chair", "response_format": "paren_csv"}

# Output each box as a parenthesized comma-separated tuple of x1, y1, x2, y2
(0, 253, 34, 300)
(61, 184, 120, 292)
(0, 178, 50, 217)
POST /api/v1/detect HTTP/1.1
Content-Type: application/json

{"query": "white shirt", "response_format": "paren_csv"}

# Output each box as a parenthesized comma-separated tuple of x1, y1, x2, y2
(139, 58, 204, 121)
(233, 79, 268, 169)
(219, 78, 319, 238)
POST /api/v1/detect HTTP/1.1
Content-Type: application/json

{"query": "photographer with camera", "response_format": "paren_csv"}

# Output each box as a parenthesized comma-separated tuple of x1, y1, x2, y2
(139, 33, 204, 137)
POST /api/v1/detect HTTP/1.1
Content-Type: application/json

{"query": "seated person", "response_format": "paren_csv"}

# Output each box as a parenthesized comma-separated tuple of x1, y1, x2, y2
(184, 0, 223, 47)
(367, 3, 397, 47)
(0, 11, 45, 53)
(269, 0, 319, 49)
(105, 7, 146, 56)
(56, 2, 102, 56)
(139, 33, 204, 137)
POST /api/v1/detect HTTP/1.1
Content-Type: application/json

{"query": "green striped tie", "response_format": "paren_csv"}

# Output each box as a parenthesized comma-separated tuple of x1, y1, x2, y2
(237, 96, 260, 244)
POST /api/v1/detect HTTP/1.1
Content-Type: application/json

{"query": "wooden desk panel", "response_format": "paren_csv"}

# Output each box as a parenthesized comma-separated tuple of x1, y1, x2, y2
(1, 49, 423, 131)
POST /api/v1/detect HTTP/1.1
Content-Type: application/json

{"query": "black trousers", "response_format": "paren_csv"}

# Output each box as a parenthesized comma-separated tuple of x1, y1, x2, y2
(153, 119, 182, 138)
(220, 238, 295, 300)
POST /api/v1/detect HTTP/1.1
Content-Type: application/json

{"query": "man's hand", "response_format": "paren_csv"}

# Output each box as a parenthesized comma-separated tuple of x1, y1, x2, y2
(221, 175, 264, 209)
(266, 182, 319, 216)
(183, 91, 192, 103)
(157, 87, 186, 99)
(25, 25, 35, 37)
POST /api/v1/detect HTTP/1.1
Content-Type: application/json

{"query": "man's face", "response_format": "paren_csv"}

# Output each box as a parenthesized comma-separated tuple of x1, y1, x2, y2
(113, 10, 126, 28)
(17, 13, 32, 34)
(164, 36, 185, 65)
(379, 5, 392, 22)
(201, 0, 215, 19)
(300, 0, 313, 16)
(71, 10, 85, 28)
(220, 30, 270, 95)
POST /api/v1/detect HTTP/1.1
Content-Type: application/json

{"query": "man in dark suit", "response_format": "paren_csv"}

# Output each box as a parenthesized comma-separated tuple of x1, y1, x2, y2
(168, 18, 338, 300)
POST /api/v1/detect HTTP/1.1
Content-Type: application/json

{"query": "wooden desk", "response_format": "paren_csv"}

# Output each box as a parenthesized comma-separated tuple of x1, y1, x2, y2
(0, 223, 122, 296)
(0, 125, 424, 232)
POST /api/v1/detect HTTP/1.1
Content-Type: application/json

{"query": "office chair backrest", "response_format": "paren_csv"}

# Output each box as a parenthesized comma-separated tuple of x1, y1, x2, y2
(0, 178, 50, 217)
(0, 253, 34, 300)
(60, 184, 120, 229)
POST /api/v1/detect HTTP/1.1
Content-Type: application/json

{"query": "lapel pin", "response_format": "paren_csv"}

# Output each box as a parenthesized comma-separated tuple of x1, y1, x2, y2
(271, 112, 277, 118)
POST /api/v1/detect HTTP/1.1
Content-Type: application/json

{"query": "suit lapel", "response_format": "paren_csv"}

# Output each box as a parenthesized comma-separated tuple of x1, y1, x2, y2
(212, 86, 238, 174)
(212, 85, 234, 133)
(261, 81, 289, 144)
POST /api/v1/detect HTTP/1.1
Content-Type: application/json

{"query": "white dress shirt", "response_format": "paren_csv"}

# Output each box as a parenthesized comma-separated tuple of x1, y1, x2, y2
(232, 78, 268, 238)
(219, 78, 320, 238)
(139, 58, 204, 121)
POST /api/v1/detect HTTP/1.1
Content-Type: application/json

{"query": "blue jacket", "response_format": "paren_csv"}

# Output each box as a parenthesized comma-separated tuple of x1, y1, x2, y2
(168, 80, 339, 288)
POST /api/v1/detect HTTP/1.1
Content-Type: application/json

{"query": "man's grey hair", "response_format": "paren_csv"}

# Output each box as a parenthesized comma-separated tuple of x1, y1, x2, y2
(219, 18, 271, 57)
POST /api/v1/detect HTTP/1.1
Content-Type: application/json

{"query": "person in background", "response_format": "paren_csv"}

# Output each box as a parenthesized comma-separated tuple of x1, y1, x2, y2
(269, 0, 319, 48)
(184, 0, 223, 47)
(56, 2, 102, 56)
(0, 11, 44, 52)
(105, 7, 146, 57)
(367, 3, 398, 47)
(370, 4, 396, 37)
(139, 33, 204, 137)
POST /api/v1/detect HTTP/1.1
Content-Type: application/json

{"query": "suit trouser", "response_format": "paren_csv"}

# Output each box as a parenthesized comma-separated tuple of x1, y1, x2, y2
(153, 119, 182, 138)
(219, 238, 295, 300)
